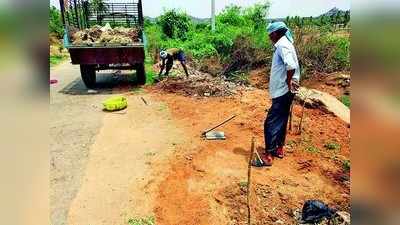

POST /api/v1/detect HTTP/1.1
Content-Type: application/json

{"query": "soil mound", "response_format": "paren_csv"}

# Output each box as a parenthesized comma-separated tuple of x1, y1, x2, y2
(155, 67, 248, 97)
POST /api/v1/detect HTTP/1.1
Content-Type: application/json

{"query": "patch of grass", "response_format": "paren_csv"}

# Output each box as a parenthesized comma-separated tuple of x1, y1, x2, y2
(286, 140, 296, 147)
(305, 145, 320, 153)
(127, 216, 155, 225)
(50, 55, 67, 67)
(340, 95, 351, 108)
(145, 57, 156, 85)
(342, 160, 350, 172)
(324, 142, 341, 151)
(227, 71, 250, 85)
(239, 181, 248, 188)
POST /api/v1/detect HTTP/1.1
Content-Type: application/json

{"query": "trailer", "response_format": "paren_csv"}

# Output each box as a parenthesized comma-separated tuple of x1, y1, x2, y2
(59, 0, 146, 88)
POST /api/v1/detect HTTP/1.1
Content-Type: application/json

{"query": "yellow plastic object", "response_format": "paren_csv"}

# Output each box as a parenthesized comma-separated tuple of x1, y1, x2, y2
(103, 96, 128, 111)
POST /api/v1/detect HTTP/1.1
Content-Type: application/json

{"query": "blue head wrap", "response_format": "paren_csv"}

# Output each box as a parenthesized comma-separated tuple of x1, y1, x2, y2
(266, 21, 294, 43)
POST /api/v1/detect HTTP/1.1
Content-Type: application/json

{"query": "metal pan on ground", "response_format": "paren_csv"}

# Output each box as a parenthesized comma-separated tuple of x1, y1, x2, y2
(205, 131, 226, 140)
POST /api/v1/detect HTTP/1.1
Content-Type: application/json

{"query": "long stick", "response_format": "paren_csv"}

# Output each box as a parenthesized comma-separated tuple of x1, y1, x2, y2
(141, 97, 148, 105)
(202, 114, 237, 136)
(247, 137, 255, 225)
(298, 98, 307, 134)
(288, 101, 294, 131)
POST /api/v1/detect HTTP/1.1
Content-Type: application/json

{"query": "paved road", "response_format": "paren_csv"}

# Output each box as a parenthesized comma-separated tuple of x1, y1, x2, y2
(50, 62, 133, 225)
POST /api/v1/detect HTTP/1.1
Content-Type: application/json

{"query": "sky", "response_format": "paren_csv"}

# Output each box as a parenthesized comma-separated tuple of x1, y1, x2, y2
(50, 0, 351, 19)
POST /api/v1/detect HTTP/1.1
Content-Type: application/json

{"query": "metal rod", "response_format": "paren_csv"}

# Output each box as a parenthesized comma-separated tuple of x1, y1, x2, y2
(247, 137, 255, 225)
(202, 114, 237, 136)
(141, 97, 148, 105)
(211, 0, 216, 32)
(138, 0, 143, 27)
(112, 4, 115, 26)
(59, 0, 66, 26)
(73, 0, 79, 28)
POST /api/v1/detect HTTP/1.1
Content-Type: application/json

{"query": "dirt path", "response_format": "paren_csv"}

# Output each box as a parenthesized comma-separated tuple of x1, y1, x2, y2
(67, 92, 187, 225)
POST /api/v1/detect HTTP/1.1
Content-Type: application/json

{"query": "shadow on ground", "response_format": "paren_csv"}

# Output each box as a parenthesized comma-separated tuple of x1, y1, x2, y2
(60, 71, 143, 95)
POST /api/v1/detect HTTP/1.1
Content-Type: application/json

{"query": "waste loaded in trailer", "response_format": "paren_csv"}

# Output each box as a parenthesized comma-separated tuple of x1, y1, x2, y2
(59, 0, 146, 88)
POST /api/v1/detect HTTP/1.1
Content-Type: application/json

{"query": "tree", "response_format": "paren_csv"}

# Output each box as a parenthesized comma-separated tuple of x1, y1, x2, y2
(157, 9, 192, 40)
(244, 1, 270, 30)
(217, 5, 245, 26)
(49, 6, 64, 38)
(344, 11, 350, 27)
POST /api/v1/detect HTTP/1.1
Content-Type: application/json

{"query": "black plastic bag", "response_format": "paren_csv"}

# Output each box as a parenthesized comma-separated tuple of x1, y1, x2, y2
(301, 200, 336, 223)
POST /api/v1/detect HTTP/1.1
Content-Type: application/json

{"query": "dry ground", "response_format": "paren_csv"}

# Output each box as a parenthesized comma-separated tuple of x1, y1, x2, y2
(51, 62, 350, 225)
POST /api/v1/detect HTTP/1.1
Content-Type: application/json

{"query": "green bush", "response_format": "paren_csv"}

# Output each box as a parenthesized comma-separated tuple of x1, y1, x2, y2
(50, 55, 66, 67)
(144, 2, 350, 78)
(157, 9, 192, 40)
(217, 6, 246, 26)
(208, 33, 234, 56)
(295, 27, 350, 75)
(325, 34, 350, 71)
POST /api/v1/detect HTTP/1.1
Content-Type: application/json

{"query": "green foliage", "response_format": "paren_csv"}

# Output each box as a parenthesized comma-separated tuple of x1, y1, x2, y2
(209, 32, 234, 56)
(243, 2, 270, 29)
(342, 160, 350, 172)
(144, 2, 349, 78)
(145, 56, 156, 84)
(239, 181, 248, 189)
(127, 216, 155, 225)
(340, 95, 351, 107)
(49, 6, 64, 38)
(285, 10, 350, 29)
(305, 145, 320, 153)
(157, 9, 192, 40)
(325, 34, 350, 70)
(295, 27, 350, 75)
(228, 71, 250, 85)
(217, 5, 246, 26)
(324, 142, 341, 150)
(50, 55, 67, 67)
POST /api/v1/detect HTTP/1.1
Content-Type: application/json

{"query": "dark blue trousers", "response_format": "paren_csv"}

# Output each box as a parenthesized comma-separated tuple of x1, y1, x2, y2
(264, 91, 294, 154)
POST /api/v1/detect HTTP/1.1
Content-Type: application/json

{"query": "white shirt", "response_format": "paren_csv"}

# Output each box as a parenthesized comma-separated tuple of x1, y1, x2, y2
(269, 36, 300, 99)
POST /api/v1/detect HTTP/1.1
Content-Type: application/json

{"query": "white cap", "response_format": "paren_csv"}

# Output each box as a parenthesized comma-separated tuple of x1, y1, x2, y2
(160, 51, 167, 59)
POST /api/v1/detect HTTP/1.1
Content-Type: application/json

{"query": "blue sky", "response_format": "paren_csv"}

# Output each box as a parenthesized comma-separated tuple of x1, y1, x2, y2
(50, 0, 350, 18)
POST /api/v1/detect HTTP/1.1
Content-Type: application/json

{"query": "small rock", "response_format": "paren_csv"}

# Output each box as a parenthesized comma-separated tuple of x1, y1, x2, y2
(275, 219, 284, 224)
(204, 92, 211, 97)
(87, 89, 98, 94)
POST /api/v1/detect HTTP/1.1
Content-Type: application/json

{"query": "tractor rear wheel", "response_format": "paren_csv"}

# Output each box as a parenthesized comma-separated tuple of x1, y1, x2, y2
(80, 65, 96, 88)
(136, 63, 146, 85)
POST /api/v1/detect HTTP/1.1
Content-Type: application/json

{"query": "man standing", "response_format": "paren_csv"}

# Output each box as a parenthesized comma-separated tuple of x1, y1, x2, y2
(157, 48, 189, 81)
(261, 22, 300, 166)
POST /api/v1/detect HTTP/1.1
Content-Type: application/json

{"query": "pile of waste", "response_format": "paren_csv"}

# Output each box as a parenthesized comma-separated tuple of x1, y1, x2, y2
(155, 65, 248, 97)
(293, 200, 350, 225)
(71, 23, 140, 46)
